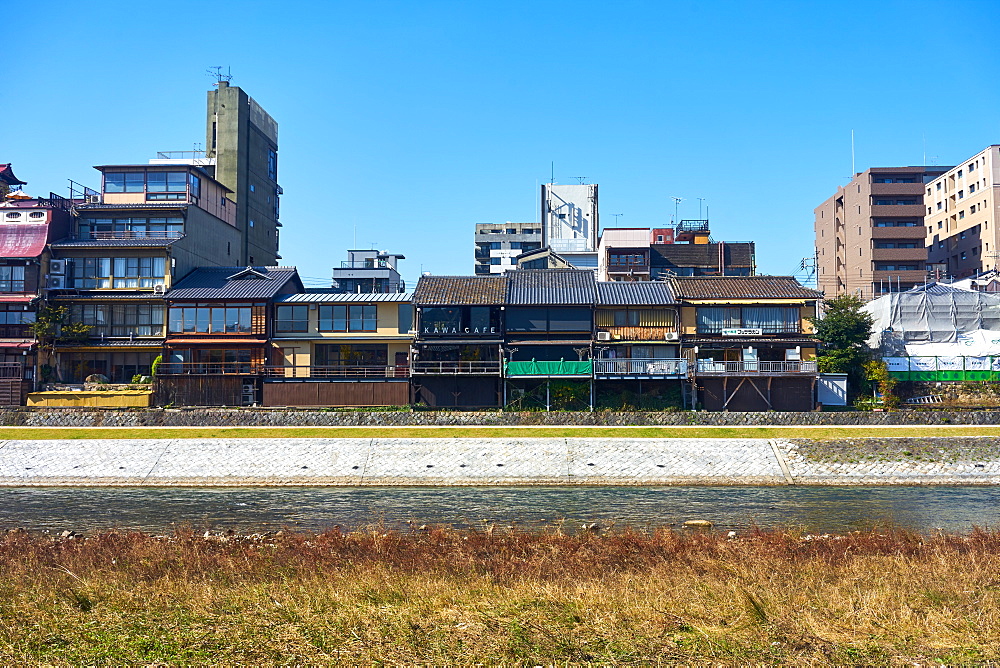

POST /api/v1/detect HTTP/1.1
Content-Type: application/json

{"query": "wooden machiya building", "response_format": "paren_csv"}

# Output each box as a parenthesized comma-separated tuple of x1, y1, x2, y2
(264, 292, 414, 407)
(411, 275, 506, 408)
(158, 266, 303, 406)
(593, 281, 688, 408)
(671, 276, 822, 411)
(503, 269, 596, 411)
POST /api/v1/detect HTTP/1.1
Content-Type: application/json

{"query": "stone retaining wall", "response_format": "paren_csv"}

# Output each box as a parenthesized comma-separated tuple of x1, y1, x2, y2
(0, 407, 998, 427)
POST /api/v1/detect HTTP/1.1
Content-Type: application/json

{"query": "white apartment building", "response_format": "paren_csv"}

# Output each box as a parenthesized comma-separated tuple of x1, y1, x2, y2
(474, 222, 542, 274)
(925, 145, 1000, 279)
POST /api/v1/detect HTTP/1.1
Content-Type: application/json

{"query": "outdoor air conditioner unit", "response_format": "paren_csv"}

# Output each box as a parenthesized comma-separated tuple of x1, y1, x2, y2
(596, 331, 612, 341)
(152, 283, 166, 295)
(85, 194, 101, 204)
(48, 275, 65, 289)
(49, 260, 65, 275)
(664, 332, 680, 341)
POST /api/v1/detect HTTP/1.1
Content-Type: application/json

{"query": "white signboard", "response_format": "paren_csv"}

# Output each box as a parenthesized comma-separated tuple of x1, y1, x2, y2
(722, 328, 762, 337)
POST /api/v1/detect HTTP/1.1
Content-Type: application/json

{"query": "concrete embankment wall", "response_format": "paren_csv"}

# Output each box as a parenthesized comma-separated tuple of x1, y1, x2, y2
(1, 407, 999, 427)
(1, 438, 998, 486)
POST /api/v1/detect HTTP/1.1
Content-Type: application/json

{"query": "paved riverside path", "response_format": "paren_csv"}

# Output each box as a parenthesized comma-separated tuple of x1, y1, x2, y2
(1, 437, 1000, 485)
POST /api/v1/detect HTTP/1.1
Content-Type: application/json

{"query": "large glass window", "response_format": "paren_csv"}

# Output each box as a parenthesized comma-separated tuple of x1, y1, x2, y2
(168, 305, 252, 334)
(112, 257, 166, 288)
(315, 343, 387, 366)
(70, 304, 165, 337)
(68, 257, 112, 288)
(317, 304, 377, 332)
(0, 266, 25, 292)
(696, 306, 800, 334)
(275, 305, 309, 332)
(421, 307, 463, 334)
(78, 217, 183, 239)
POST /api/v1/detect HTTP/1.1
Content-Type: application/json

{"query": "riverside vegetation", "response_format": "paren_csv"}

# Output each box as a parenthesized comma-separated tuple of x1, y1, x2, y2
(1, 527, 999, 663)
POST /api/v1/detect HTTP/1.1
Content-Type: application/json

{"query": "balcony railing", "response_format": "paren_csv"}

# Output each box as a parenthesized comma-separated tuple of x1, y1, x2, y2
(264, 365, 408, 379)
(410, 360, 502, 375)
(695, 360, 818, 375)
(0, 363, 25, 379)
(86, 230, 184, 240)
(594, 358, 688, 377)
(158, 362, 263, 375)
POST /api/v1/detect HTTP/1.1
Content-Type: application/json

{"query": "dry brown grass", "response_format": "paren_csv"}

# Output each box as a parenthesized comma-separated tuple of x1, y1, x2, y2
(1, 526, 998, 664)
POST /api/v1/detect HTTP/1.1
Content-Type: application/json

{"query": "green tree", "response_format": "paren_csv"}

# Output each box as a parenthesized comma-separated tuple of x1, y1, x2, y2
(808, 294, 875, 400)
(28, 305, 92, 382)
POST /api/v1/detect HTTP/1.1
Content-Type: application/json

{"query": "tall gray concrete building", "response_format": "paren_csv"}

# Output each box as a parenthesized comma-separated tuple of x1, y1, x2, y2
(206, 81, 280, 266)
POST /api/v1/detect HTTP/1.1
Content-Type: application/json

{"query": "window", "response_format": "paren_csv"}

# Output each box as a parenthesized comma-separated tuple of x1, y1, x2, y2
(249, 184, 255, 193)
(315, 343, 386, 367)
(608, 253, 646, 267)
(168, 305, 252, 334)
(961, 252, 968, 260)
(0, 266, 25, 292)
(613, 310, 640, 326)
(104, 172, 144, 193)
(111, 257, 167, 288)
(29, 211, 44, 219)
(937, 202, 943, 210)
(275, 305, 309, 332)
(68, 257, 112, 288)
(958, 170, 963, 178)
(78, 216, 183, 239)
(72, 304, 165, 337)
(959, 190, 965, 199)
(960, 211, 966, 220)
(696, 306, 800, 334)
(874, 264, 919, 271)
(937, 182, 942, 190)
(490, 242, 501, 250)
(249, 220, 255, 228)
(506, 228, 516, 234)
(970, 183, 977, 193)
(267, 149, 277, 180)
(188, 174, 201, 198)
(318, 304, 376, 332)
(490, 258, 501, 265)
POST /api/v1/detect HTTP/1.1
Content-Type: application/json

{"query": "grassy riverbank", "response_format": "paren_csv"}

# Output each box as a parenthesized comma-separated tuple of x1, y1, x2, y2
(1, 527, 998, 664)
(3, 425, 1000, 439)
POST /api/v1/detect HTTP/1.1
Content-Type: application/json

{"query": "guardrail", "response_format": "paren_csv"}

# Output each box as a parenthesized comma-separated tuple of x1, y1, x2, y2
(0, 362, 25, 379)
(157, 362, 263, 375)
(264, 365, 408, 378)
(410, 361, 501, 375)
(695, 360, 818, 375)
(593, 358, 687, 376)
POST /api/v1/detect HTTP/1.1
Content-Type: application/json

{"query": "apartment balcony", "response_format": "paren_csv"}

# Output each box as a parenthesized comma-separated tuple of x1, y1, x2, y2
(872, 247, 928, 263)
(265, 365, 409, 379)
(594, 358, 687, 378)
(84, 230, 184, 240)
(870, 182, 925, 196)
(410, 360, 501, 375)
(871, 226, 926, 239)
(607, 264, 650, 275)
(695, 360, 818, 376)
(870, 204, 925, 218)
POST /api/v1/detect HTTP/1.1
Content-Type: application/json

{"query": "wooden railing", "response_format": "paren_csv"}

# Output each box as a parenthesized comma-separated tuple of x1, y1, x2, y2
(157, 362, 263, 375)
(264, 365, 408, 379)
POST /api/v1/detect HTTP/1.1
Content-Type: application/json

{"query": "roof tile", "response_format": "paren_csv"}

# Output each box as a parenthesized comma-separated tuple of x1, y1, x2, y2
(166, 266, 302, 301)
(669, 275, 822, 300)
(414, 275, 507, 305)
(507, 269, 596, 305)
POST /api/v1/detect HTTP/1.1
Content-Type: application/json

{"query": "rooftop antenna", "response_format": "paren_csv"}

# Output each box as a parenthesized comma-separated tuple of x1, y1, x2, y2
(851, 129, 856, 176)
(671, 197, 683, 225)
(550, 162, 555, 185)
(574, 176, 587, 184)
(611, 213, 623, 228)
(207, 66, 233, 86)
(697, 197, 706, 220)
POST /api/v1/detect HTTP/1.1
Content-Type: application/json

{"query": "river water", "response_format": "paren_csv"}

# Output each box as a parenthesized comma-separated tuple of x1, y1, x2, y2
(2, 486, 999, 534)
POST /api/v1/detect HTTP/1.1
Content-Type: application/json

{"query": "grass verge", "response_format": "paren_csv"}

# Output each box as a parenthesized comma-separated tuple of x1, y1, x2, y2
(1, 526, 998, 663)
(3, 425, 1000, 439)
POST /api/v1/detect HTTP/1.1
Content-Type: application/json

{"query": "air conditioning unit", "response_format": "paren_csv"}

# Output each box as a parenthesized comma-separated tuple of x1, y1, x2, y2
(48, 275, 65, 289)
(49, 259, 65, 275)
(86, 194, 102, 204)
(152, 283, 166, 295)
(664, 332, 680, 341)
(596, 331, 612, 341)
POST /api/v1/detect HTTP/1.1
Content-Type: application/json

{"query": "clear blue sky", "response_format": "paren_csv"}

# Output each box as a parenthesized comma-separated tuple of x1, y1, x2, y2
(6, 0, 999, 289)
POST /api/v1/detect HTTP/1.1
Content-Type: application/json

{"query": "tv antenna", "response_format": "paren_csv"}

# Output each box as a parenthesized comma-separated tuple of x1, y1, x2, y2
(611, 213, 623, 228)
(574, 176, 587, 184)
(670, 197, 683, 224)
(207, 66, 233, 86)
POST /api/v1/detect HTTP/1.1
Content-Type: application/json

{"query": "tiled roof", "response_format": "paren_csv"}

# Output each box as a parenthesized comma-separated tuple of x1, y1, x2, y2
(651, 242, 754, 269)
(414, 275, 507, 305)
(51, 237, 181, 248)
(277, 292, 412, 303)
(596, 281, 675, 306)
(670, 276, 822, 300)
(0, 223, 47, 257)
(0, 164, 26, 186)
(49, 291, 165, 301)
(166, 266, 302, 301)
(507, 269, 596, 305)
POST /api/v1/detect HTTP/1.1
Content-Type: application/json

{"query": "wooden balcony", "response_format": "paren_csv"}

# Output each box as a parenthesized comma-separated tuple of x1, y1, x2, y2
(695, 360, 818, 376)
(410, 360, 501, 375)
(264, 365, 409, 379)
(594, 358, 687, 378)
(157, 362, 263, 375)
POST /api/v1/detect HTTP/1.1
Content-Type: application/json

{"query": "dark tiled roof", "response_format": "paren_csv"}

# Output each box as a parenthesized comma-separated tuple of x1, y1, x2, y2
(670, 276, 822, 300)
(507, 269, 596, 305)
(51, 237, 181, 248)
(0, 164, 26, 186)
(49, 292, 165, 301)
(166, 266, 303, 301)
(55, 339, 164, 348)
(413, 275, 507, 305)
(651, 242, 754, 269)
(596, 280, 675, 306)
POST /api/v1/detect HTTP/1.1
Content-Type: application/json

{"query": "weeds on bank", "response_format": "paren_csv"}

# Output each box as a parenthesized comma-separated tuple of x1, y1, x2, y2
(1, 526, 999, 663)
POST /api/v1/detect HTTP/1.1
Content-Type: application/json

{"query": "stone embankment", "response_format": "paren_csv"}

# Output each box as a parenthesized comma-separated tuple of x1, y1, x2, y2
(2, 407, 1000, 427)
(1, 437, 998, 486)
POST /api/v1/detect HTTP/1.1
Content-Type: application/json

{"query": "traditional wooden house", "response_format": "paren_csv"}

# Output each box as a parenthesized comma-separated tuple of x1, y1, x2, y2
(671, 276, 821, 411)
(411, 275, 506, 408)
(158, 266, 303, 406)
(263, 291, 413, 407)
